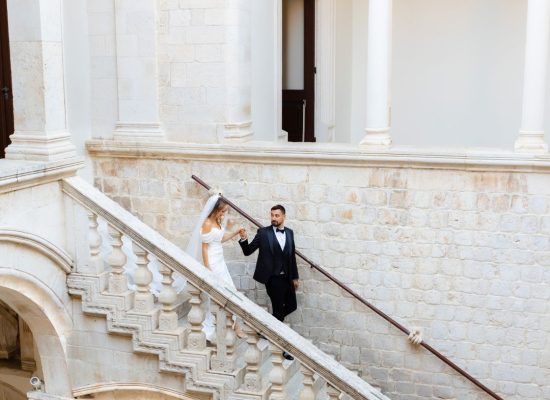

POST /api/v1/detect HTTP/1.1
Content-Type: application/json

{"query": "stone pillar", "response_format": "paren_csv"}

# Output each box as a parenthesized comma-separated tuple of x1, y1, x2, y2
(5, 0, 76, 161)
(19, 319, 36, 372)
(113, 0, 164, 141)
(317, 0, 336, 142)
(222, 0, 253, 142)
(515, 0, 550, 153)
(360, 0, 392, 149)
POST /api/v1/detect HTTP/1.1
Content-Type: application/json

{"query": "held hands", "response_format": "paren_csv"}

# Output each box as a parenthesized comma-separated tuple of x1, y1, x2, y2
(238, 228, 247, 241)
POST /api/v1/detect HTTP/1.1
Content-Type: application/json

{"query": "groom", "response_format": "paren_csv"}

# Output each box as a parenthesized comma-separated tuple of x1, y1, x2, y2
(238, 204, 300, 359)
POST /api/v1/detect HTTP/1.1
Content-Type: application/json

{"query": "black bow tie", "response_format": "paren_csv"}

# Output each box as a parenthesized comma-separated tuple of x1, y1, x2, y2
(276, 228, 285, 234)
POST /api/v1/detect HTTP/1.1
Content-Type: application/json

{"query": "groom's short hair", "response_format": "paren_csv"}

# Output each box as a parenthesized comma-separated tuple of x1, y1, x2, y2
(271, 204, 286, 214)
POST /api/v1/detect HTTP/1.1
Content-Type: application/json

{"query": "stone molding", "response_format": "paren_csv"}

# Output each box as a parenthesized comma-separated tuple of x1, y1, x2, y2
(26, 393, 74, 400)
(86, 139, 550, 173)
(0, 158, 83, 195)
(113, 122, 164, 142)
(0, 229, 73, 273)
(72, 383, 203, 400)
(61, 176, 388, 400)
(6, 131, 77, 162)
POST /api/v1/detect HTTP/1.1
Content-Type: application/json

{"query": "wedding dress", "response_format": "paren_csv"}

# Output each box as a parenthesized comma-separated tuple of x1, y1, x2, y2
(200, 225, 238, 341)
(186, 194, 239, 342)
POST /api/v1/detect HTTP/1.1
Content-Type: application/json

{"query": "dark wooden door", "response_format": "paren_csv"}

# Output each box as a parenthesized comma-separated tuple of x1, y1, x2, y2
(0, 0, 13, 158)
(282, 0, 315, 142)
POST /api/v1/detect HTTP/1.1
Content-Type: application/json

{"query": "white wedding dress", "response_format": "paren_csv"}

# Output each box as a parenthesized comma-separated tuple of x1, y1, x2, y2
(200, 225, 237, 342)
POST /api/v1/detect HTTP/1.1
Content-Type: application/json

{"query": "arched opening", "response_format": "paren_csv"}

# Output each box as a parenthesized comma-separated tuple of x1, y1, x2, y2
(0, 299, 34, 397)
(0, 271, 73, 397)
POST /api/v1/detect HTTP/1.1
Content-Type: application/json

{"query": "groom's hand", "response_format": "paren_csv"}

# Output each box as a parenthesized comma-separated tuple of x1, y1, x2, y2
(292, 279, 300, 290)
(238, 228, 247, 241)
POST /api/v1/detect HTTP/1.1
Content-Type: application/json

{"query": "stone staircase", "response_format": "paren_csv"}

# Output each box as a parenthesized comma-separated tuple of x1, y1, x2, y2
(63, 176, 390, 400)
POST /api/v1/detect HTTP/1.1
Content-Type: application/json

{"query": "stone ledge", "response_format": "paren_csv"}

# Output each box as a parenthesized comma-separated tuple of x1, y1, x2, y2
(86, 139, 550, 173)
(0, 158, 84, 195)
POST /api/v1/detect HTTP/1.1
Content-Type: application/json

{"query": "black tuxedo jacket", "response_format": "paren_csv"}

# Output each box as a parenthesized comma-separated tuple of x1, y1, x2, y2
(239, 226, 299, 284)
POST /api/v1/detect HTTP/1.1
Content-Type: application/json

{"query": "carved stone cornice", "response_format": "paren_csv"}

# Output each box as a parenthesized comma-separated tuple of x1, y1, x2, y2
(86, 139, 550, 173)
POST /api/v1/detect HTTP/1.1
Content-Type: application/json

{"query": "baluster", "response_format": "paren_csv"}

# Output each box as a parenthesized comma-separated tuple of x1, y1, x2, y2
(224, 312, 237, 367)
(269, 343, 286, 400)
(132, 243, 154, 313)
(214, 311, 237, 371)
(327, 384, 342, 400)
(158, 261, 178, 331)
(242, 323, 262, 392)
(87, 212, 103, 274)
(187, 283, 206, 350)
(211, 306, 235, 371)
(299, 364, 315, 400)
(107, 224, 127, 294)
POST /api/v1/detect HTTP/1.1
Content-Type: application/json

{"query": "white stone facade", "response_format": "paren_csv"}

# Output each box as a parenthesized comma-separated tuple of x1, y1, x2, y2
(91, 149, 550, 400)
(1, 0, 550, 399)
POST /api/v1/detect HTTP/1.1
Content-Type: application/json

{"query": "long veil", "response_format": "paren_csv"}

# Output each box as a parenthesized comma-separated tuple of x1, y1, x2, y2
(173, 194, 220, 292)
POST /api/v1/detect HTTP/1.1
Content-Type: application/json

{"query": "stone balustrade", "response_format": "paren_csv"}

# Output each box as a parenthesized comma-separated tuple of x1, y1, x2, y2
(62, 176, 388, 400)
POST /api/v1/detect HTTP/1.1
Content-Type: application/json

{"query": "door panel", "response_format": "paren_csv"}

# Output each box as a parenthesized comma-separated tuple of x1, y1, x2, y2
(0, 0, 14, 158)
(282, 0, 315, 142)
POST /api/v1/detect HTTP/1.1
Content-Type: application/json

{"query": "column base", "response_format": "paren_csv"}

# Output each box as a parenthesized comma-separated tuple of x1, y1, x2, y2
(222, 121, 253, 143)
(277, 130, 288, 143)
(5, 131, 77, 162)
(113, 122, 164, 142)
(360, 127, 392, 149)
(514, 130, 548, 153)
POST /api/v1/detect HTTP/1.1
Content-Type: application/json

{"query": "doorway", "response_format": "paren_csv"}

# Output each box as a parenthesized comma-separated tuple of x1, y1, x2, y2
(0, 0, 13, 158)
(282, 0, 315, 142)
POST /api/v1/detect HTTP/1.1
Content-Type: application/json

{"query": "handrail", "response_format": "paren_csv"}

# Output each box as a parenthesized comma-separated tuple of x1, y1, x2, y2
(191, 174, 504, 400)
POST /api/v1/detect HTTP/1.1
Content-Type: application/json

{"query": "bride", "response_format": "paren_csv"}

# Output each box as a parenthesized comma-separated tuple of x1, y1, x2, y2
(186, 193, 246, 341)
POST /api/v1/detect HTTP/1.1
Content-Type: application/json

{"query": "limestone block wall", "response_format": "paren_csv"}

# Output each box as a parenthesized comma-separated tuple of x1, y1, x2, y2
(93, 156, 550, 400)
(157, 0, 251, 143)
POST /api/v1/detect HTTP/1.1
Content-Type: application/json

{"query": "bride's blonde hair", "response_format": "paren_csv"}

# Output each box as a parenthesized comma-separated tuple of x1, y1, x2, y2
(208, 197, 228, 219)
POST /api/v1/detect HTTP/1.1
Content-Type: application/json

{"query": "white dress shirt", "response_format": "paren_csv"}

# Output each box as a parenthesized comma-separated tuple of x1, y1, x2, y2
(273, 226, 286, 250)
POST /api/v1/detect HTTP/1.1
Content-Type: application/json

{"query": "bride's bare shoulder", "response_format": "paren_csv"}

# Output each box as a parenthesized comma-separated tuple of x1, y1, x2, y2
(201, 218, 213, 234)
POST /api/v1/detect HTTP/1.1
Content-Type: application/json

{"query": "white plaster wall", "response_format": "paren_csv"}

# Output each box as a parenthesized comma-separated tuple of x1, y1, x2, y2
(349, 0, 368, 144)
(0, 182, 68, 253)
(251, 0, 277, 141)
(86, 0, 118, 141)
(333, 0, 550, 150)
(334, 0, 353, 143)
(391, 0, 527, 149)
(63, 0, 93, 182)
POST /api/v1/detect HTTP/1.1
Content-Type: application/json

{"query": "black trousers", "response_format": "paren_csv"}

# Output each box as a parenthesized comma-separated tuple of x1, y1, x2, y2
(266, 275, 293, 322)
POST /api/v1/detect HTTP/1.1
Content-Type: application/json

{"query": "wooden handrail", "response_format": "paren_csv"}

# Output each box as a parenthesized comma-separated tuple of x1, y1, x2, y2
(191, 174, 504, 400)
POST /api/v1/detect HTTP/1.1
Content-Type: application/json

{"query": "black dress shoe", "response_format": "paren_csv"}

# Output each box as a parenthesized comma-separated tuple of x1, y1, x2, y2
(282, 351, 294, 361)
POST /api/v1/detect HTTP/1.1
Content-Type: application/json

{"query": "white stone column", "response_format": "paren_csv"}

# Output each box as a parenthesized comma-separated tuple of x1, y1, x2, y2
(360, 0, 393, 149)
(113, 0, 164, 141)
(5, 0, 76, 161)
(317, 0, 336, 143)
(515, 0, 550, 153)
(222, 0, 253, 142)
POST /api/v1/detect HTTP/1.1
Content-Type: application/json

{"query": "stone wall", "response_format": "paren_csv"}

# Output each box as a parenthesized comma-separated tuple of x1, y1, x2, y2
(157, 0, 251, 143)
(93, 156, 550, 400)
